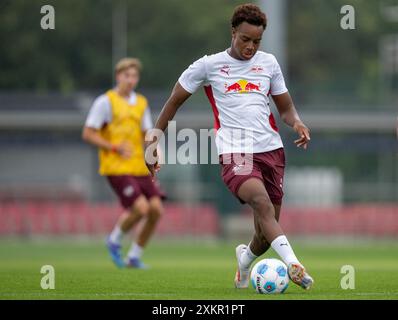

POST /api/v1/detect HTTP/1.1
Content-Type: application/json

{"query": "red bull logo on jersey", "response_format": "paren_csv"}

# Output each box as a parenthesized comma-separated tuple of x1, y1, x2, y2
(251, 66, 264, 73)
(224, 79, 261, 94)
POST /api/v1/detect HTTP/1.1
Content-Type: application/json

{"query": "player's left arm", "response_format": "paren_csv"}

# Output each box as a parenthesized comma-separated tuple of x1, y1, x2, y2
(272, 92, 310, 149)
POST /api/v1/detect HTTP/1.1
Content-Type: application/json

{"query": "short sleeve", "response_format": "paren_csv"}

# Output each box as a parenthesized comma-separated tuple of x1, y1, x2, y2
(270, 56, 288, 96)
(84, 95, 112, 129)
(178, 55, 208, 94)
(141, 106, 153, 131)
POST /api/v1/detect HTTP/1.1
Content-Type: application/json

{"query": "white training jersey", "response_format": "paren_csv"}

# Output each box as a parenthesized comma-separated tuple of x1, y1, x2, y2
(178, 49, 288, 155)
(85, 91, 153, 131)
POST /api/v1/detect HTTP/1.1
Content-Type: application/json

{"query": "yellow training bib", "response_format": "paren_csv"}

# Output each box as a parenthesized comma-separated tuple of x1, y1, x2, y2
(98, 90, 150, 176)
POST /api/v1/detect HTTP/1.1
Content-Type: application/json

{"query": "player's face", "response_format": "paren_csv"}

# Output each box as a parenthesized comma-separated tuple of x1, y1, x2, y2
(231, 22, 264, 60)
(116, 67, 140, 92)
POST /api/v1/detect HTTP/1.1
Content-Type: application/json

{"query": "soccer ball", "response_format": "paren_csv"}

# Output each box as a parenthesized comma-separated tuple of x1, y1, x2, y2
(250, 258, 289, 294)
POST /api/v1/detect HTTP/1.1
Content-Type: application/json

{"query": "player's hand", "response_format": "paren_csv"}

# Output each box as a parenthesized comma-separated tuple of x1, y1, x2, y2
(144, 129, 163, 177)
(145, 150, 161, 177)
(144, 142, 161, 177)
(293, 121, 310, 150)
(114, 142, 132, 159)
(147, 160, 161, 177)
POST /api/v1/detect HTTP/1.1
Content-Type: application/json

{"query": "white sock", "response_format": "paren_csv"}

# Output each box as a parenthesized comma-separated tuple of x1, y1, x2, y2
(128, 243, 143, 259)
(239, 243, 258, 270)
(270, 235, 300, 266)
(109, 225, 123, 244)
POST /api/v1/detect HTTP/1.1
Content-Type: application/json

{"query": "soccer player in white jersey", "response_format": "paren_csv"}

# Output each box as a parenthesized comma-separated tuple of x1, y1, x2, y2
(146, 4, 314, 289)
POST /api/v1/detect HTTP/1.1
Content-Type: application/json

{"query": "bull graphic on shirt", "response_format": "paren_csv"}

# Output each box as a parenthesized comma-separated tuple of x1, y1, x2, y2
(225, 79, 261, 93)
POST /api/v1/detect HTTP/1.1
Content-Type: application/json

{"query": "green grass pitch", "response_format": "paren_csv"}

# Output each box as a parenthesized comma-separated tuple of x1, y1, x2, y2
(0, 239, 397, 300)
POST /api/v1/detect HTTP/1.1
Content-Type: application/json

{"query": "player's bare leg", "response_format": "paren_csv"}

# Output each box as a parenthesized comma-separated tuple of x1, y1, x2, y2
(238, 179, 284, 242)
(119, 210, 144, 233)
(234, 179, 282, 288)
(237, 205, 281, 284)
(249, 204, 281, 256)
(136, 196, 163, 247)
(235, 215, 271, 287)
(125, 197, 163, 269)
(107, 196, 149, 268)
(235, 178, 313, 290)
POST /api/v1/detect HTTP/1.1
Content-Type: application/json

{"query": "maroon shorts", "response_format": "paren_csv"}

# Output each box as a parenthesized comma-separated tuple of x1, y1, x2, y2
(106, 175, 165, 209)
(220, 148, 285, 205)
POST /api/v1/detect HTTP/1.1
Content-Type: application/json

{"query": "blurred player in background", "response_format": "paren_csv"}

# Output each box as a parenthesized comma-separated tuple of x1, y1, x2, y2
(146, 4, 314, 289)
(82, 58, 164, 269)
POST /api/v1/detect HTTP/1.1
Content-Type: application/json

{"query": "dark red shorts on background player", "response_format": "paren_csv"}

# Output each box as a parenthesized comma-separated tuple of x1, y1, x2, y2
(107, 175, 166, 209)
(220, 148, 285, 205)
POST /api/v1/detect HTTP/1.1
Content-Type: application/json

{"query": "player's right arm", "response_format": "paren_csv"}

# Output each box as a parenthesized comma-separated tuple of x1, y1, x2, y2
(145, 82, 191, 176)
(154, 82, 192, 132)
(145, 56, 207, 176)
(82, 95, 131, 158)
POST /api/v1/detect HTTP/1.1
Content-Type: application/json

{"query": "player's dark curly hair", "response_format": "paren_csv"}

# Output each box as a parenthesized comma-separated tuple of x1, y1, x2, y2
(231, 3, 267, 29)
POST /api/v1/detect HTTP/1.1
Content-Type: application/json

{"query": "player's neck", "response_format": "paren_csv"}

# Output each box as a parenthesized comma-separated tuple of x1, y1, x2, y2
(227, 47, 241, 60)
(114, 86, 131, 99)
(227, 47, 250, 61)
